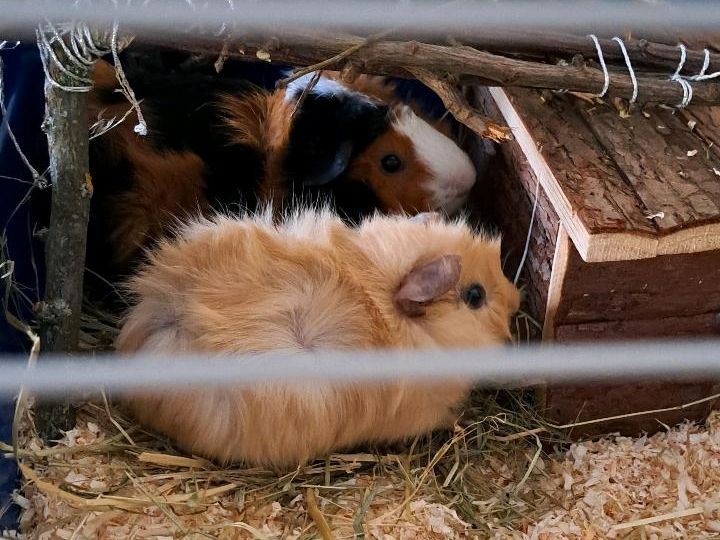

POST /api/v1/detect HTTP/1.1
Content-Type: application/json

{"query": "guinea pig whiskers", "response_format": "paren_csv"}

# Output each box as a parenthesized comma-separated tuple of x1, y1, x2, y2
(434, 110, 451, 128)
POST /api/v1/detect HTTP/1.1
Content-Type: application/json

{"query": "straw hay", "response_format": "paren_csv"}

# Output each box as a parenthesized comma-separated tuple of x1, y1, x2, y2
(3, 274, 719, 539)
(7, 394, 720, 539)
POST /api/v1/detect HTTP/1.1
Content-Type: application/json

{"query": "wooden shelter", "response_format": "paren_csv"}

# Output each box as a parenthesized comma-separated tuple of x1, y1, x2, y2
(477, 86, 720, 435)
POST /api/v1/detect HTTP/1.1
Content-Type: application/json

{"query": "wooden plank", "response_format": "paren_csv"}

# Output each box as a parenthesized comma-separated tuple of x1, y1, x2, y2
(489, 87, 659, 262)
(553, 247, 720, 324)
(488, 87, 720, 262)
(542, 381, 720, 438)
(579, 102, 720, 235)
(555, 312, 720, 341)
(542, 226, 570, 341)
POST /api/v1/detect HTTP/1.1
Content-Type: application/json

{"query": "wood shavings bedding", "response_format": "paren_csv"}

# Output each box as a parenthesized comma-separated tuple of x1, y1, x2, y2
(6, 405, 720, 539)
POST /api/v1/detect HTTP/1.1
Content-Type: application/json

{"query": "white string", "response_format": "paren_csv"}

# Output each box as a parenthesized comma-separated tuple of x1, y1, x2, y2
(675, 78, 693, 108)
(35, 23, 101, 92)
(612, 36, 638, 103)
(514, 177, 540, 285)
(668, 44, 720, 108)
(669, 43, 693, 108)
(36, 30, 93, 92)
(587, 34, 610, 97)
(44, 20, 94, 75)
(110, 21, 147, 136)
(698, 48, 711, 77)
(688, 47, 720, 81)
(68, 24, 100, 67)
(673, 42, 687, 79)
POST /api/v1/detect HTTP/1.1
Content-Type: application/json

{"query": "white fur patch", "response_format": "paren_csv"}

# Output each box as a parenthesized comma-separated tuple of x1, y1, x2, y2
(393, 107, 476, 214)
(284, 72, 375, 106)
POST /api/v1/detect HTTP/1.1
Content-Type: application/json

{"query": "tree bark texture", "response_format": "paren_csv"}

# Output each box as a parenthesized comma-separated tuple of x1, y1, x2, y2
(451, 30, 720, 76)
(141, 33, 720, 106)
(35, 54, 93, 441)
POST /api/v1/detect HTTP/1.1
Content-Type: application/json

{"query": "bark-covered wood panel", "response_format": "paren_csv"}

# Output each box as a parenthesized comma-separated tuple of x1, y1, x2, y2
(490, 87, 720, 262)
(542, 246, 720, 437)
(680, 107, 720, 160)
(478, 85, 720, 437)
(554, 247, 720, 325)
(555, 312, 720, 341)
(579, 104, 720, 232)
(499, 88, 656, 236)
(541, 381, 720, 438)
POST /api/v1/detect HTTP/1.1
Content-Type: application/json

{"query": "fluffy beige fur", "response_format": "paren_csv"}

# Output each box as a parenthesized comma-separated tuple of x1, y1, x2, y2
(116, 208, 520, 469)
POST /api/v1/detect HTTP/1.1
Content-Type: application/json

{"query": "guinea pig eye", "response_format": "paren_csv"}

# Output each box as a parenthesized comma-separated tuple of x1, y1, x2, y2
(462, 283, 486, 310)
(380, 154, 402, 173)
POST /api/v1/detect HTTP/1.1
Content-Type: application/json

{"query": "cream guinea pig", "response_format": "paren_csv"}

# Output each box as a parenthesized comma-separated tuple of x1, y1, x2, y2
(115, 208, 520, 469)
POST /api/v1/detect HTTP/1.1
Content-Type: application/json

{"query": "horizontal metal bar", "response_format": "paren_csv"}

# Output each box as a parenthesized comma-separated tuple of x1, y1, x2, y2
(1, 1, 720, 40)
(0, 340, 718, 398)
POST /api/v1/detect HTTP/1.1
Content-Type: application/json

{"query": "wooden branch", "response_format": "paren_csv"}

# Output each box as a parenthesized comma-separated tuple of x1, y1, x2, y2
(450, 30, 720, 75)
(277, 28, 395, 87)
(407, 68, 511, 142)
(36, 48, 93, 441)
(141, 33, 720, 106)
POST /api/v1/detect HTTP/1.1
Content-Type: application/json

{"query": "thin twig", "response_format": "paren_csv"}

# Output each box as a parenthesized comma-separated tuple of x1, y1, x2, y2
(305, 487, 335, 540)
(278, 28, 396, 88)
(491, 391, 720, 442)
(408, 67, 512, 142)
(289, 69, 323, 120)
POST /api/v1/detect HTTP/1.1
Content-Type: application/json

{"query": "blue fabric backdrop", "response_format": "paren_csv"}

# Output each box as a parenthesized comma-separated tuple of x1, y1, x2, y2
(0, 43, 47, 531)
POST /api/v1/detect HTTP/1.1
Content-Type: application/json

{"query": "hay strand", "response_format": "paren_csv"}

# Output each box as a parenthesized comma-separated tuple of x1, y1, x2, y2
(305, 487, 335, 540)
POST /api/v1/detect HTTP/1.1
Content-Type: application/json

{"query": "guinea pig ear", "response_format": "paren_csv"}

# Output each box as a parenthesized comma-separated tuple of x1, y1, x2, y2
(300, 139, 353, 187)
(284, 90, 390, 188)
(394, 255, 462, 317)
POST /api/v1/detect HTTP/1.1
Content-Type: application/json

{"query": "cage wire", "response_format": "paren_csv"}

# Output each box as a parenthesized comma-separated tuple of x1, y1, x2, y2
(1, 343, 720, 397)
(2, 0, 720, 37)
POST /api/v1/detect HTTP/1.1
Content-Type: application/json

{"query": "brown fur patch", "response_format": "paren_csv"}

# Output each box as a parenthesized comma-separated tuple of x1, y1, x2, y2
(109, 146, 207, 266)
(325, 71, 399, 104)
(88, 88, 207, 266)
(345, 121, 434, 214)
(91, 59, 120, 92)
(216, 91, 294, 208)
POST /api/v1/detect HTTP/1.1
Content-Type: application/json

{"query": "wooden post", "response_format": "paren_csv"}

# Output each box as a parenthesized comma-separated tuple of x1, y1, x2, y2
(35, 45, 92, 441)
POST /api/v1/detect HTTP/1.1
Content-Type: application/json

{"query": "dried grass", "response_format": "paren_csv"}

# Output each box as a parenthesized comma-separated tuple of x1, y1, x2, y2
(4, 299, 720, 539)
(10, 395, 720, 539)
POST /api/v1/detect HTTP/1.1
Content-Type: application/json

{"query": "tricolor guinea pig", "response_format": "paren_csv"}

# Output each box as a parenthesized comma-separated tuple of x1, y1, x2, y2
(116, 208, 520, 469)
(85, 56, 477, 282)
